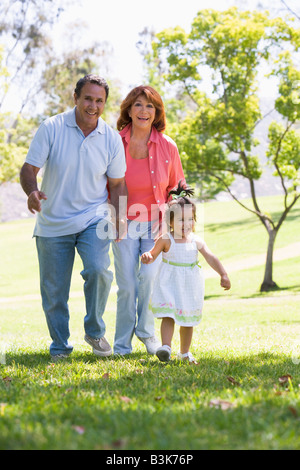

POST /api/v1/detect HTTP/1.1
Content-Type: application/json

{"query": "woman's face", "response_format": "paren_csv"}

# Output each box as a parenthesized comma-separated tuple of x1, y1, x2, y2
(129, 94, 156, 131)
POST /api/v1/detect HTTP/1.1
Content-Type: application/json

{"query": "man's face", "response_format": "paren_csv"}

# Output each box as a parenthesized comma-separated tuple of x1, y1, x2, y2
(74, 82, 106, 131)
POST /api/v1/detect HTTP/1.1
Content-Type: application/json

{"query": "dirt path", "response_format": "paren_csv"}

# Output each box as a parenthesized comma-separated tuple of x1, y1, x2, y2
(204, 241, 300, 278)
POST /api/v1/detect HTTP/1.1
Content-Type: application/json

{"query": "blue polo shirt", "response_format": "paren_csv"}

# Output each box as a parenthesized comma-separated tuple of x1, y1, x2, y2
(26, 108, 126, 237)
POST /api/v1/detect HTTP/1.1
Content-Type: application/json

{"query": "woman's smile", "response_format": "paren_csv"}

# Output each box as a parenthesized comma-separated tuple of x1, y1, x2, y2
(129, 95, 156, 129)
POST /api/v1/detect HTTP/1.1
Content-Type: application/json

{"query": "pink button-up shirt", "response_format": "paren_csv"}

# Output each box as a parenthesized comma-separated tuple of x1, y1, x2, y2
(119, 124, 185, 221)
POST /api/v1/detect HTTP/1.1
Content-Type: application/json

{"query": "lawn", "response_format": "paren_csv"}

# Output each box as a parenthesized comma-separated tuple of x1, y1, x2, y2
(0, 195, 299, 450)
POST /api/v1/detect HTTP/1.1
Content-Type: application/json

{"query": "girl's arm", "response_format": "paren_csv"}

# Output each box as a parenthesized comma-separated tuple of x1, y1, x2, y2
(197, 241, 231, 290)
(141, 236, 170, 264)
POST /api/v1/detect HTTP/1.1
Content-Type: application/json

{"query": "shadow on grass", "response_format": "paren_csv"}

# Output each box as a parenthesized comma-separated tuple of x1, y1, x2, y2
(206, 207, 300, 233)
(238, 285, 300, 299)
(1, 351, 299, 450)
(204, 283, 300, 300)
(4, 349, 298, 378)
(3, 350, 150, 366)
(205, 217, 259, 233)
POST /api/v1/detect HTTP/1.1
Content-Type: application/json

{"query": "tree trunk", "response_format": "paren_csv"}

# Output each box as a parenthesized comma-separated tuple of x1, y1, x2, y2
(260, 229, 279, 292)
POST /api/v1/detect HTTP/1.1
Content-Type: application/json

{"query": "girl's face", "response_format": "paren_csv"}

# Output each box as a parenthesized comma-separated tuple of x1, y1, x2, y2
(171, 206, 195, 240)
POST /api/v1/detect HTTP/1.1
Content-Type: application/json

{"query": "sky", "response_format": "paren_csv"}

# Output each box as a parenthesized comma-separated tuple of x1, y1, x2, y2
(53, 0, 238, 92)
(4, 0, 295, 111)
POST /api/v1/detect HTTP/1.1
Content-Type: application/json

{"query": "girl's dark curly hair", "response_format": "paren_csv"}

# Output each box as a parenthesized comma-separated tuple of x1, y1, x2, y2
(168, 180, 195, 200)
(165, 180, 197, 228)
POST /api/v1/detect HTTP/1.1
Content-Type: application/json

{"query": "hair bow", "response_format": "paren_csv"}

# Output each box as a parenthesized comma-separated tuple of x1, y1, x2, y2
(172, 191, 187, 200)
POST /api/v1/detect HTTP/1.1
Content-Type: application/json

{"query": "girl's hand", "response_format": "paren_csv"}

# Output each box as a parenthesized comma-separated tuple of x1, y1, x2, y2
(221, 274, 231, 290)
(141, 252, 154, 264)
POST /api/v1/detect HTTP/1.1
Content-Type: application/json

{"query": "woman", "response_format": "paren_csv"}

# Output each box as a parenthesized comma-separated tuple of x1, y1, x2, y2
(112, 85, 185, 355)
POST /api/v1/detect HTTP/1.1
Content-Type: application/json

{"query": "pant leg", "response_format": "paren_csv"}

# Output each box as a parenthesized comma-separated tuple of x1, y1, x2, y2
(112, 220, 161, 353)
(112, 230, 140, 355)
(36, 235, 75, 356)
(76, 220, 113, 340)
(135, 223, 161, 338)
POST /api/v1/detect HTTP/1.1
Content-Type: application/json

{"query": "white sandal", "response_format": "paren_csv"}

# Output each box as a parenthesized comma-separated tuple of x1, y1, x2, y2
(177, 351, 198, 364)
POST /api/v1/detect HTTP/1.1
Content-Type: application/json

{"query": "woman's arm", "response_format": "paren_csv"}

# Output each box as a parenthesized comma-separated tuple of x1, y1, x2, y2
(166, 139, 185, 196)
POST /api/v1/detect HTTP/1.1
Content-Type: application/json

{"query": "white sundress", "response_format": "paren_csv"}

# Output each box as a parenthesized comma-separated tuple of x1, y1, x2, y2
(150, 233, 205, 327)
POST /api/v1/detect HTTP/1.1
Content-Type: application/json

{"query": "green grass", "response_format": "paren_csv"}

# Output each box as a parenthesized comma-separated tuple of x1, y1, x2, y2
(0, 195, 299, 450)
(205, 255, 300, 298)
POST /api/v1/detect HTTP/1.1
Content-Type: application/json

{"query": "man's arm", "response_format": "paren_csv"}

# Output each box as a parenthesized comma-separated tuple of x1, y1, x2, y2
(20, 163, 47, 214)
(107, 176, 128, 241)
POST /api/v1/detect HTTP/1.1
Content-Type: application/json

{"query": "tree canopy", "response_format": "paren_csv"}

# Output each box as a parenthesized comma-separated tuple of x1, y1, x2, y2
(148, 7, 300, 290)
(0, 0, 122, 186)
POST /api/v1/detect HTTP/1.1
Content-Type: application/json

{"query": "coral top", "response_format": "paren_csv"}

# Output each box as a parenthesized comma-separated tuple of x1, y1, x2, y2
(125, 147, 156, 221)
(119, 124, 185, 222)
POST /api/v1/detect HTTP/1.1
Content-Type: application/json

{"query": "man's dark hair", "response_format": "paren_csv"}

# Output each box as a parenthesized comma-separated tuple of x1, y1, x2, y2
(74, 74, 109, 100)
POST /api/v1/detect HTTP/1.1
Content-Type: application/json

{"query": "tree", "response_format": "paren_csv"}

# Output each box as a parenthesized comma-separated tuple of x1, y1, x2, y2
(0, 2, 123, 187)
(40, 26, 122, 126)
(0, 0, 69, 185)
(136, 26, 230, 200)
(0, 0, 68, 113)
(0, 46, 29, 185)
(0, 1, 123, 124)
(0, 121, 28, 185)
(150, 7, 300, 291)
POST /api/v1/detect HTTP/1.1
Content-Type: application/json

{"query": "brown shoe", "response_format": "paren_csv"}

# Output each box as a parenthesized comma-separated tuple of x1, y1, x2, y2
(84, 334, 112, 357)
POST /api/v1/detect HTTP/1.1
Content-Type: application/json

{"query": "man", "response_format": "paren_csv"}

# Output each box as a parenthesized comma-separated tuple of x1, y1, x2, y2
(20, 74, 127, 361)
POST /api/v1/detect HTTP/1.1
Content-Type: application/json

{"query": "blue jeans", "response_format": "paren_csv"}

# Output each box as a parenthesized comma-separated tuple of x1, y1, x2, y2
(36, 221, 113, 356)
(112, 220, 161, 355)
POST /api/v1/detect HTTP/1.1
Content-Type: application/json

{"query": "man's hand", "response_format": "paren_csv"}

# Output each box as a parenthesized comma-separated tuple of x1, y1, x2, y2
(27, 190, 47, 214)
(20, 163, 47, 214)
(107, 176, 128, 242)
(115, 217, 127, 242)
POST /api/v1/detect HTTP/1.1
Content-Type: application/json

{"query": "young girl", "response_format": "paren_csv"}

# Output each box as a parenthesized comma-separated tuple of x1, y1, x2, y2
(141, 181, 231, 363)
